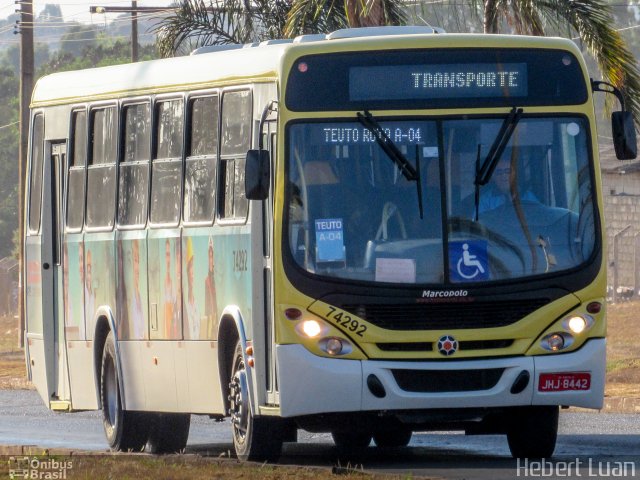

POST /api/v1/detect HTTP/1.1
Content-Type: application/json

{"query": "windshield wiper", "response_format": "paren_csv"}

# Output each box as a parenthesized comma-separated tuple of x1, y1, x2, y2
(475, 107, 523, 187)
(357, 110, 423, 218)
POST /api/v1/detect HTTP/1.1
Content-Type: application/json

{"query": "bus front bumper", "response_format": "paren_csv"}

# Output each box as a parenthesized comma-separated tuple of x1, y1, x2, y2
(276, 338, 605, 418)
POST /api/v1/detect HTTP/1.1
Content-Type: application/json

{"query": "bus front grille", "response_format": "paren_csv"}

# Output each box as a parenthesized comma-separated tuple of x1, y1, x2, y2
(391, 368, 505, 393)
(342, 299, 549, 330)
(376, 339, 513, 352)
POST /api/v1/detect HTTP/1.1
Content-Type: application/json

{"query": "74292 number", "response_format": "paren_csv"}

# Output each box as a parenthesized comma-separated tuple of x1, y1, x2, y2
(325, 306, 367, 337)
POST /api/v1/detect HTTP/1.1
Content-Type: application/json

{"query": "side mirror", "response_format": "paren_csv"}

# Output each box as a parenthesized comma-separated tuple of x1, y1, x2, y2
(245, 149, 270, 200)
(612, 111, 637, 160)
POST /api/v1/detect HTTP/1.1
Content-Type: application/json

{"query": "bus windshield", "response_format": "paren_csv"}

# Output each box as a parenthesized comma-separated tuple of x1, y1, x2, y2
(286, 115, 595, 284)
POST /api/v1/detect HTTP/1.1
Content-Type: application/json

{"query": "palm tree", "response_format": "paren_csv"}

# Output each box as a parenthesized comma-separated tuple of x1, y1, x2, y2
(153, 0, 291, 56)
(476, 0, 640, 121)
(153, 0, 640, 122)
(284, 0, 406, 36)
(153, 0, 405, 56)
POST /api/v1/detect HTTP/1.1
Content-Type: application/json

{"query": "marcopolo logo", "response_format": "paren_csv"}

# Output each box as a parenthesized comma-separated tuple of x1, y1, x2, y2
(422, 289, 469, 298)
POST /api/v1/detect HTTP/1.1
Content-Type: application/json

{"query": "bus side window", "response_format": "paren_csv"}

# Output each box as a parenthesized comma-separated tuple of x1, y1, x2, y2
(67, 110, 86, 231)
(28, 113, 45, 233)
(86, 106, 117, 229)
(118, 102, 150, 228)
(184, 95, 218, 223)
(150, 99, 184, 226)
(219, 90, 251, 222)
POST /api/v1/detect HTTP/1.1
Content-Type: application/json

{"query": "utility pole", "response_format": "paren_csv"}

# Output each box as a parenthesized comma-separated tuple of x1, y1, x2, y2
(15, 0, 34, 348)
(131, 1, 138, 62)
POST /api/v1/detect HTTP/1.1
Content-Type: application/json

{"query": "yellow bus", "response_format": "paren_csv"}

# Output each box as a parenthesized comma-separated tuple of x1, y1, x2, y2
(25, 26, 636, 460)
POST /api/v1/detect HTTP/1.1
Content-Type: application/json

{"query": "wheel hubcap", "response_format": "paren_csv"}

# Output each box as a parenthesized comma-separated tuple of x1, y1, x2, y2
(229, 360, 249, 444)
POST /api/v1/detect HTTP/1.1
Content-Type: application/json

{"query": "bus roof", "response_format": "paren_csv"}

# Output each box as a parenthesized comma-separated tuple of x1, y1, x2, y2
(31, 30, 582, 108)
(31, 42, 291, 107)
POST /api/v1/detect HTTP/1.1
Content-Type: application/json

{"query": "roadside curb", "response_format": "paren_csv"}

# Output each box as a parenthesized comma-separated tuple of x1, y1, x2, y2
(603, 396, 640, 413)
(568, 396, 640, 414)
(0, 445, 108, 456)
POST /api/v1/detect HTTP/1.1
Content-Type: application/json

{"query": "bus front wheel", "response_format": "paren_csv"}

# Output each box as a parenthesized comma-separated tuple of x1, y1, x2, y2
(373, 427, 412, 448)
(331, 431, 373, 450)
(229, 341, 283, 462)
(507, 406, 559, 459)
(100, 331, 150, 452)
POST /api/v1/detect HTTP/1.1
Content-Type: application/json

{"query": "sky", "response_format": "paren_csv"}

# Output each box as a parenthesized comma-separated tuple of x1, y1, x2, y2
(0, 1, 174, 24)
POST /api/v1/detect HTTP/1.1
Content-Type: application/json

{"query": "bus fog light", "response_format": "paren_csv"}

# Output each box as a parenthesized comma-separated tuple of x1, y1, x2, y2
(325, 338, 344, 355)
(547, 334, 564, 351)
(301, 320, 322, 338)
(541, 332, 574, 351)
(567, 316, 587, 334)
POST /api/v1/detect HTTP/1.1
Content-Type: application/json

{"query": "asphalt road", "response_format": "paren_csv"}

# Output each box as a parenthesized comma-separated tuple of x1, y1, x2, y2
(1, 390, 639, 479)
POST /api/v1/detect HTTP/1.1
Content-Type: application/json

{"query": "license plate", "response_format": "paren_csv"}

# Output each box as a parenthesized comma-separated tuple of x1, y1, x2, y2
(538, 372, 591, 392)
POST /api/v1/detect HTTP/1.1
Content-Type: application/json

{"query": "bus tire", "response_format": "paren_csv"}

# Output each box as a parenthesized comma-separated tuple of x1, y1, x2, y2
(507, 406, 558, 459)
(331, 431, 372, 450)
(146, 413, 191, 454)
(229, 341, 283, 462)
(100, 331, 150, 452)
(373, 427, 412, 448)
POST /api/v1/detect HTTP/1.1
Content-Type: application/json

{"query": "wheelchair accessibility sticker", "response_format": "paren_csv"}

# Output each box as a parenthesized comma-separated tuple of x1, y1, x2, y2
(449, 240, 489, 281)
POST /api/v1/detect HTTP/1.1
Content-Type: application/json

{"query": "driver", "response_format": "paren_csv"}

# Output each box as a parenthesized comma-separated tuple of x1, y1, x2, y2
(478, 158, 537, 213)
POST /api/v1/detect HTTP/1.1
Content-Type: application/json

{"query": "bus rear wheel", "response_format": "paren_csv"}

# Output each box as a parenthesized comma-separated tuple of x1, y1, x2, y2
(100, 331, 150, 452)
(229, 341, 283, 462)
(146, 413, 191, 453)
(507, 406, 559, 459)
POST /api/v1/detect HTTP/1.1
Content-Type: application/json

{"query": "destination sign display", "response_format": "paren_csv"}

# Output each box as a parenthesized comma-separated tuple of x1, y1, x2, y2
(285, 49, 587, 111)
(298, 121, 436, 147)
(349, 63, 528, 101)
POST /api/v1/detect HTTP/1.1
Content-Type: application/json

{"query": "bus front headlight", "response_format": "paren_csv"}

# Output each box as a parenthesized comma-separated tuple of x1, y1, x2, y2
(299, 320, 322, 338)
(563, 314, 593, 334)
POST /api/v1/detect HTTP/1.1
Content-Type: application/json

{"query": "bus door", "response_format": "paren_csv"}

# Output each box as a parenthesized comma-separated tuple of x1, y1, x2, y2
(30, 141, 70, 406)
(262, 118, 278, 403)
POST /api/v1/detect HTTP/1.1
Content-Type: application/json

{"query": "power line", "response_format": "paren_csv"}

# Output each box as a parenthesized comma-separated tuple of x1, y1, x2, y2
(0, 120, 19, 130)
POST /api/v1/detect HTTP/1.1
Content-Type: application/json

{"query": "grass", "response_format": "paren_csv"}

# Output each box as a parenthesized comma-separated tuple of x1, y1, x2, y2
(604, 301, 640, 396)
(0, 315, 30, 390)
(0, 453, 410, 480)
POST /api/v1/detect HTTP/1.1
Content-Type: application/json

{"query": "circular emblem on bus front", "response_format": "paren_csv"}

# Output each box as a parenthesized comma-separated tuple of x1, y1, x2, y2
(437, 335, 458, 356)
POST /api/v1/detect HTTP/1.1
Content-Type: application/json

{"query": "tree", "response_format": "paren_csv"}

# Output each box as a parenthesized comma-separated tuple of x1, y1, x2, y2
(285, 0, 405, 36)
(153, 0, 291, 56)
(154, 0, 640, 123)
(152, 0, 405, 56)
(38, 4, 63, 23)
(60, 23, 98, 57)
(0, 66, 20, 258)
(476, 0, 640, 120)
